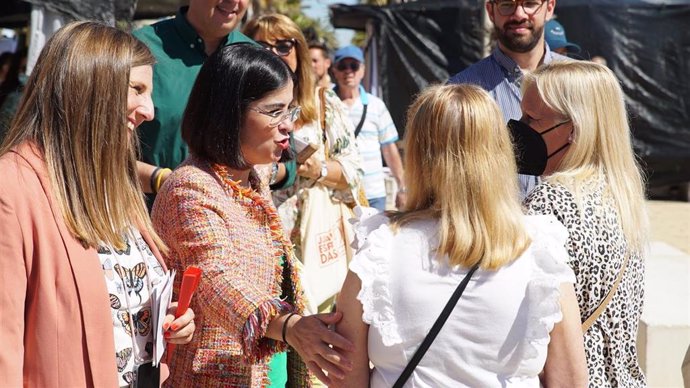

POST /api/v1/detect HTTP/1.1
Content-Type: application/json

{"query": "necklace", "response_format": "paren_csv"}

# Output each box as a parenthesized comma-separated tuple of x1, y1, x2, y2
(210, 163, 294, 263)
(210, 162, 306, 316)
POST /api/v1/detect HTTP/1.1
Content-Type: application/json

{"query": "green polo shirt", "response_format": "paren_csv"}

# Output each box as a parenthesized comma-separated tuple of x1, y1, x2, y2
(133, 7, 254, 170)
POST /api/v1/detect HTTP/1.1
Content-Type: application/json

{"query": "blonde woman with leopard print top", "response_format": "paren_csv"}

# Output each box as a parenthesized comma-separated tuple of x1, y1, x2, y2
(519, 62, 648, 387)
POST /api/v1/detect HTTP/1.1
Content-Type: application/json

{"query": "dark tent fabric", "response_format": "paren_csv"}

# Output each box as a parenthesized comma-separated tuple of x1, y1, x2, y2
(0, 1, 31, 28)
(22, 0, 137, 25)
(556, 0, 690, 186)
(331, 0, 486, 143)
(0, 0, 180, 27)
(332, 0, 690, 187)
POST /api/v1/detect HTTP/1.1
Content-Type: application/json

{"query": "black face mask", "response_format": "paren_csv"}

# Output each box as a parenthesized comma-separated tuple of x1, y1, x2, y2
(507, 119, 571, 176)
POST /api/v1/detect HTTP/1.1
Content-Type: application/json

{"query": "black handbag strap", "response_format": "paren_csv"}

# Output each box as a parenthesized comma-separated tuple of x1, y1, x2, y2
(353, 103, 368, 138)
(392, 263, 480, 388)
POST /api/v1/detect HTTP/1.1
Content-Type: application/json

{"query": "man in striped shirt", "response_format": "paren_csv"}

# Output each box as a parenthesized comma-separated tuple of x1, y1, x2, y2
(333, 45, 406, 211)
(449, 0, 568, 198)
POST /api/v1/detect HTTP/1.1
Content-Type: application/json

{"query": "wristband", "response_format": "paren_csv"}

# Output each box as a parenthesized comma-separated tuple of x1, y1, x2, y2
(155, 168, 171, 193)
(152, 168, 172, 194)
(281, 312, 298, 345)
(150, 167, 162, 194)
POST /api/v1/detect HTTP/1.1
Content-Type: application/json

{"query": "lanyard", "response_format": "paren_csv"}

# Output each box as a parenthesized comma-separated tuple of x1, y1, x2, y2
(332, 85, 369, 138)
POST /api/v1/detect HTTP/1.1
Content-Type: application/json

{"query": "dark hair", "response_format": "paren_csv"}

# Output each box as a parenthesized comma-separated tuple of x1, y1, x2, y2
(308, 40, 329, 57)
(182, 43, 294, 169)
(0, 49, 26, 108)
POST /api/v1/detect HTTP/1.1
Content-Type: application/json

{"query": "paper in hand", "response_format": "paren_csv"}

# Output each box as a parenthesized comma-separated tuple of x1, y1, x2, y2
(150, 269, 175, 367)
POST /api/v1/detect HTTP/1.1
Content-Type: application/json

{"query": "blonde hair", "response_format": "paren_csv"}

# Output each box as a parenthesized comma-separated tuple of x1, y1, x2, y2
(392, 84, 530, 270)
(523, 61, 648, 253)
(0, 21, 163, 252)
(242, 14, 317, 127)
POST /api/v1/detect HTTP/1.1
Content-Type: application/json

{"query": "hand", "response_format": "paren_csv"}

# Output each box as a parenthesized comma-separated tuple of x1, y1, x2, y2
(286, 312, 354, 385)
(297, 155, 321, 180)
(162, 302, 196, 345)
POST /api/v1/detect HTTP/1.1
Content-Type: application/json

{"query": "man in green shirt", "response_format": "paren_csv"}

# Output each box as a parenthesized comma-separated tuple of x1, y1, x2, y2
(133, 0, 253, 199)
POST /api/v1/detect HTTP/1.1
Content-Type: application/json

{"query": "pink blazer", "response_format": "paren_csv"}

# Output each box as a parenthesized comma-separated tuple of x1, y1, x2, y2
(0, 143, 167, 387)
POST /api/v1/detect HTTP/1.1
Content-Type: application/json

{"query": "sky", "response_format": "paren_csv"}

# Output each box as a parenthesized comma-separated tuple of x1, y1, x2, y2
(301, 0, 358, 48)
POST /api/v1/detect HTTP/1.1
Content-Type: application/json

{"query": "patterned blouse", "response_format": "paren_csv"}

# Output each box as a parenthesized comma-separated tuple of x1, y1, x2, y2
(273, 87, 363, 236)
(98, 229, 166, 387)
(524, 177, 646, 388)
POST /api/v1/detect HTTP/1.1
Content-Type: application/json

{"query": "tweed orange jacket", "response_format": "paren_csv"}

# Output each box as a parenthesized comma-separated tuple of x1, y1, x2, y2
(152, 155, 309, 387)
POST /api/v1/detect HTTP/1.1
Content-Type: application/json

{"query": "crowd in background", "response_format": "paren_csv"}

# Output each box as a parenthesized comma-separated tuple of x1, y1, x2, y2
(0, 1, 650, 387)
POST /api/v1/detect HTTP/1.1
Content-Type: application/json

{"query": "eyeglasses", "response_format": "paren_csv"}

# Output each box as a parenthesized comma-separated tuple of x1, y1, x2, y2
(257, 39, 297, 57)
(491, 0, 546, 16)
(336, 61, 361, 72)
(250, 105, 301, 127)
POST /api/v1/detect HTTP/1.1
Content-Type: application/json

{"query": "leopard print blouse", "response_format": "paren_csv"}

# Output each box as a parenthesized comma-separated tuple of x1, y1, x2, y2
(524, 178, 646, 388)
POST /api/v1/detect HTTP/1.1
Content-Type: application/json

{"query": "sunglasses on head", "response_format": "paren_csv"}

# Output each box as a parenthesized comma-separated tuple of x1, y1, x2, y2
(257, 39, 296, 57)
(336, 61, 361, 72)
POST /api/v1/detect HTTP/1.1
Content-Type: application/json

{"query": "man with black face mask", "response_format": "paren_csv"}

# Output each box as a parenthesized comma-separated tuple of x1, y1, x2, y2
(449, 0, 569, 198)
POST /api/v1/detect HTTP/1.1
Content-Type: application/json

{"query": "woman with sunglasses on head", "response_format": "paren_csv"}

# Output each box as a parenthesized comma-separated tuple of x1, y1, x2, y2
(151, 44, 354, 387)
(519, 62, 648, 387)
(243, 15, 363, 311)
(242, 14, 363, 202)
(0, 21, 195, 387)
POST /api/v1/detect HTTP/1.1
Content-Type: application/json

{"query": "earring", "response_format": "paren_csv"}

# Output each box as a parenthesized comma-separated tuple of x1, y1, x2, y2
(568, 132, 574, 143)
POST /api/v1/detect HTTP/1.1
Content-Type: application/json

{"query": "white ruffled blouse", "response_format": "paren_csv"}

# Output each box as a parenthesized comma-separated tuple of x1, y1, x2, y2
(349, 208, 576, 387)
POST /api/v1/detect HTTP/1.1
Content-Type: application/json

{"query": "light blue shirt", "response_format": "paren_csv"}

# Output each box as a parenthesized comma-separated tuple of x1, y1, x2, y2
(340, 86, 399, 200)
(448, 44, 569, 198)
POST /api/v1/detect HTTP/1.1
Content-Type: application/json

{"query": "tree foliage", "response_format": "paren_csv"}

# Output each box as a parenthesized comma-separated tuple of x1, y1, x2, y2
(350, 0, 396, 47)
(250, 0, 337, 49)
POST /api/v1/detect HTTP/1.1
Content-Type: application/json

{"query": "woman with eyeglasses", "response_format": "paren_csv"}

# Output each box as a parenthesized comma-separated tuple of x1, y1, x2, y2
(243, 16, 363, 310)
(243, 13, 362, 203)
(151, 44, 353, 387)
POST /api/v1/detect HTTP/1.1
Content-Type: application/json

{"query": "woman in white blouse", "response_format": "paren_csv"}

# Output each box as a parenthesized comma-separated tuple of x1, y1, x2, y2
(334, 84, 588, 387)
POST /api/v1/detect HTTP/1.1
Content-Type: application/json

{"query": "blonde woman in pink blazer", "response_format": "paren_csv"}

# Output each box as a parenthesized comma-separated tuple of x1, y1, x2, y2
(0, 22, 195, 387)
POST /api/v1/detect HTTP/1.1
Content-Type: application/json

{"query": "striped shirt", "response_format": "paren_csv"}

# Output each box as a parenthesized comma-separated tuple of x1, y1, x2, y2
(342, 92, 399, 200)
(449, 44, 569, 199)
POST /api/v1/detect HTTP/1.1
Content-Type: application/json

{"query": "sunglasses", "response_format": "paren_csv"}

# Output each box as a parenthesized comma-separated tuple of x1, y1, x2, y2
(336, 61, 361, 72)
(257, 39, 297, 57)
(490, 0, 546, 16)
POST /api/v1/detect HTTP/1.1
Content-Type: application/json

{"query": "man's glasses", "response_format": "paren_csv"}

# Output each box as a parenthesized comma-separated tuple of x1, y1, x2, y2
(336, 61, 361, 72)
(251, 106, 301, 127)
(491, 0, 546, 16)
(257, 39, 297, 57)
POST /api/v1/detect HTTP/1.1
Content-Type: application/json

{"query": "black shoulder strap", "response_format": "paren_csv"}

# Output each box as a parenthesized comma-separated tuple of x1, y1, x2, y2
(392, 263, 480, 388)
(354, 103, 368, 138)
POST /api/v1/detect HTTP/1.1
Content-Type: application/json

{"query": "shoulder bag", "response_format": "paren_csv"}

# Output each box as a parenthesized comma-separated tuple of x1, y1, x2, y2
(581, 253, 631, 332)
(294, 87, 360, 312)
(392, 263, 480, 388)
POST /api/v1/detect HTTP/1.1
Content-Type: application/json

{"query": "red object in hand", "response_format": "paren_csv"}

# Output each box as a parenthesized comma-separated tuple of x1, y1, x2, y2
(166, 266, 202, 363)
